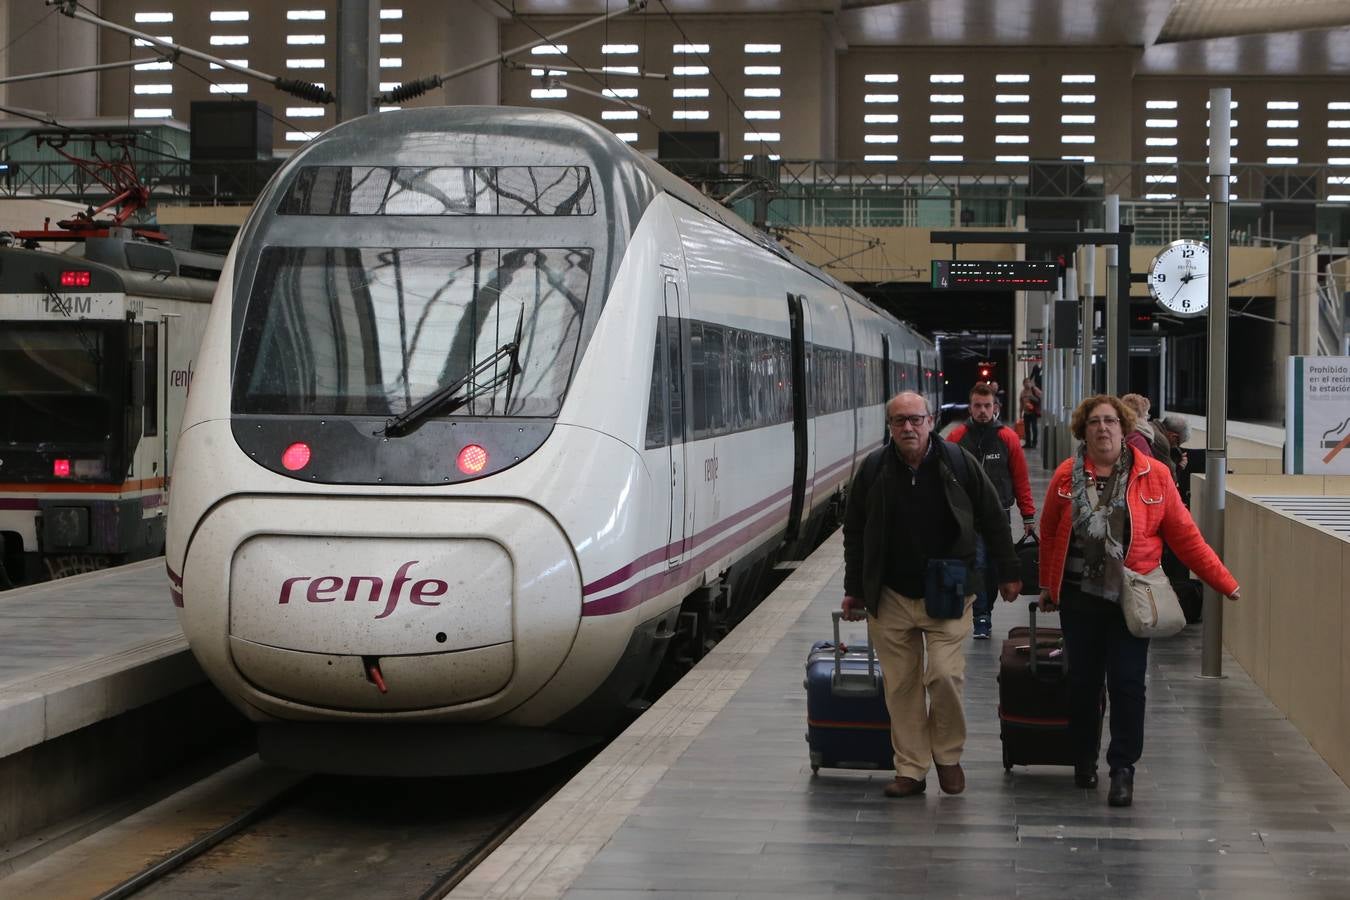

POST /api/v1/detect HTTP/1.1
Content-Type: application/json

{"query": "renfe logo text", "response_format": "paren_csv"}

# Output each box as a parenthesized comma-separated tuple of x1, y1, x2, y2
(277, 560, 446, 619)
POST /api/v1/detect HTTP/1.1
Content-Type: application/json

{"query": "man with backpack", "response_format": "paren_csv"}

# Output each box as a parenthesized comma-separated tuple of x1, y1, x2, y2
(841, 391, 1021, 798)
(946, 382, 1037, 639)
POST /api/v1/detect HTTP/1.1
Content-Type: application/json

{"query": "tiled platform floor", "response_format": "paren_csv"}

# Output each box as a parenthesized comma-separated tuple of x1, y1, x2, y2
(456, 458, 1350, 899)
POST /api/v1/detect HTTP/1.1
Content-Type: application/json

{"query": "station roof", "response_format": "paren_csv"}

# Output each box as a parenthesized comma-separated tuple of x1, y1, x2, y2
(510, 0, 1350, 76)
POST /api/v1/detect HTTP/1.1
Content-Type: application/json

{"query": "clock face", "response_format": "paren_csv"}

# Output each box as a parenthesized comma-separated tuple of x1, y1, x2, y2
(1148, 239, 1210, 317)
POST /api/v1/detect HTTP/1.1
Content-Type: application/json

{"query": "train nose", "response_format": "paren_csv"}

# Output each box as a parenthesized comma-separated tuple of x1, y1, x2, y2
(181, 496, 580, 714)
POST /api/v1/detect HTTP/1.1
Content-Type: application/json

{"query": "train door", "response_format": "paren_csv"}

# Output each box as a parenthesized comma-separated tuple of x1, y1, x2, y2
(786, 292, 809, 540)
(881, 335, 892, 442)
(661, 272, 690, 564)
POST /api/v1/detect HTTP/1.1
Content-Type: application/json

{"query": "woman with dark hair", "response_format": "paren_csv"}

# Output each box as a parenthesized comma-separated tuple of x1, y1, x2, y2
(1038, 394, 1240, 807)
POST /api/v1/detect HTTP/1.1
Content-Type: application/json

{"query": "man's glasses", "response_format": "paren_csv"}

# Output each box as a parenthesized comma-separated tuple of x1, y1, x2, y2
(887, 414, 928, 427)
(1086, 416, 1120, 428)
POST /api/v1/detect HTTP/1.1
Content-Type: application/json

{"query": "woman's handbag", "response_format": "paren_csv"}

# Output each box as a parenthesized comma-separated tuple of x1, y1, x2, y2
(1015, 532, 1040, 595)
(1121, 565, 1187, 638)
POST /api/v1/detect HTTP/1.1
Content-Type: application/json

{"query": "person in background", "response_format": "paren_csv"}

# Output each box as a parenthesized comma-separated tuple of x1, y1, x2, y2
(1037, 395, 1240, 808)
(946, 383, 1036, 640)
(1019, 378, 1042, 449)
(1158, 415, 1192, 502)
(841, 391, 1021, 799)
(1121, 394, 1172, 473)
(1117, 393, 1155, 460)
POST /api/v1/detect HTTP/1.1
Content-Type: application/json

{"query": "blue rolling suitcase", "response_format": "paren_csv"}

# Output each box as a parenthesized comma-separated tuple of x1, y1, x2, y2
(804, 611, 892, 774)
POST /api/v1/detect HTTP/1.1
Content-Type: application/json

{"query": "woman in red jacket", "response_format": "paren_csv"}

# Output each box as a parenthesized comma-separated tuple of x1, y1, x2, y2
(1039, 395, 1240, 807)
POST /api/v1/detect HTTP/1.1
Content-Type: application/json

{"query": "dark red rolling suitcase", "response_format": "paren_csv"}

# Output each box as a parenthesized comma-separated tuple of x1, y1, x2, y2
(804, 611, 892, 774)
(997, 602, 1101, 771)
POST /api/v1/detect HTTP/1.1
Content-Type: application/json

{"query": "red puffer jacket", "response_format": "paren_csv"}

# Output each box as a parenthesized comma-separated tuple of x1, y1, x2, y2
(1039, 452, 1238, 601)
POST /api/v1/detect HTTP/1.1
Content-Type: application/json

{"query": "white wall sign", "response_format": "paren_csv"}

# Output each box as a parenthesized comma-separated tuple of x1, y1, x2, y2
(1286, 355, 1350, 474)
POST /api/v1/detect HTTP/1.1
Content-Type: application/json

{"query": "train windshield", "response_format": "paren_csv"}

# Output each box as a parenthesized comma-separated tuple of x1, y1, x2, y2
(0, 323, 114, 443)
(234, 246, 593, 418)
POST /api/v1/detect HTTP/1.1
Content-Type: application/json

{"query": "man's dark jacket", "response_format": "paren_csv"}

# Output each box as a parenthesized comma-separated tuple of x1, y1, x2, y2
(843, 436, 1021, 616)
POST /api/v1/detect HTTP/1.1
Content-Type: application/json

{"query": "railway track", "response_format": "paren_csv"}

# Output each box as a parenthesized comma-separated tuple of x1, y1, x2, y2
(8, 754, 585, 900)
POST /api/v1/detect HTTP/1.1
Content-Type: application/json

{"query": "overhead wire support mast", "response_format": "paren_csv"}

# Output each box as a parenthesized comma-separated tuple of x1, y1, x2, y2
(376, 0, 646, 105)
(45, 0, 334, 104)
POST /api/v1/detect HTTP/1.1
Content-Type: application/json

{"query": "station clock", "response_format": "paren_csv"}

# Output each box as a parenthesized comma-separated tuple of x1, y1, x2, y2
(1148, 239, 1210, 317)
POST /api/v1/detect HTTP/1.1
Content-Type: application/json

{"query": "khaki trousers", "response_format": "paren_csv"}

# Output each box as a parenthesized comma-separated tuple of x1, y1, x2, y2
(867, 586, 974, 780)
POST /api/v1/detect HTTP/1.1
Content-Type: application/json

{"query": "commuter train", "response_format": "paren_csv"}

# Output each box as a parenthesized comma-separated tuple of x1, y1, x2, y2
(0, 235, 218, 586)
(166, 107, 939, 774)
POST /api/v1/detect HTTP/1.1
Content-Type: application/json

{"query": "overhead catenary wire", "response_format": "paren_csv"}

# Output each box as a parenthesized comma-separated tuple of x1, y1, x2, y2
(51, 0, 333, 104)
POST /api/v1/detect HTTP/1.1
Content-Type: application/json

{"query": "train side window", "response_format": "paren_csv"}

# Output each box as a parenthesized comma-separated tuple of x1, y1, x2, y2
(702, 323, 726, 436)
(733, 329, 752, 431)
(128, 323, 145, 419)
(690, 322, 708, 437)
(644, 323, 667, 450)
(143, 322, 159, 437)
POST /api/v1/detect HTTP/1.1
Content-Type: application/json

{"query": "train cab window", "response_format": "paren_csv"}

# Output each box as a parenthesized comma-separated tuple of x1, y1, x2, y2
(235, 246, 593, 418)
(645, 325, 667, 449)
(278, 165, 596, 216)
(143, 322, 159, 437)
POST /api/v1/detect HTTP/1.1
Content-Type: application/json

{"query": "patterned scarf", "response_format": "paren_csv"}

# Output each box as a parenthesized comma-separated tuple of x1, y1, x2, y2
(1070, 443, 1132, 601)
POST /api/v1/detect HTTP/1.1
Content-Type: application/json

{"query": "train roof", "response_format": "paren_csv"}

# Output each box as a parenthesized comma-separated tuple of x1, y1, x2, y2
(0, 239, 218, 303)
(280, 106, 907, 331)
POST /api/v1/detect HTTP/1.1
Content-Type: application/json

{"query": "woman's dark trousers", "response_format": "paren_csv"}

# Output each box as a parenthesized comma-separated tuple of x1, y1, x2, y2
(1023, 413, 1039, 448)
(1059, 604, 1150, 773)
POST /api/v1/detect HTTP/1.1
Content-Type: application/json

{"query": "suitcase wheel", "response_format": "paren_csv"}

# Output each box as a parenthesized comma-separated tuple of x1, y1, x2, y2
(1002, 745, 1012, 772)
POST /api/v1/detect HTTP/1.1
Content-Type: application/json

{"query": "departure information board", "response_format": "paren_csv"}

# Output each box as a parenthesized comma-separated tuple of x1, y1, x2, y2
(930, 260, 1060, 290)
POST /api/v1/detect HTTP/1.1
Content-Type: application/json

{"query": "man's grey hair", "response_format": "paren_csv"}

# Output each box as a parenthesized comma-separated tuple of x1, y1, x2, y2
(1160, 414, 1190, 442)
(886, 391, 932, 415)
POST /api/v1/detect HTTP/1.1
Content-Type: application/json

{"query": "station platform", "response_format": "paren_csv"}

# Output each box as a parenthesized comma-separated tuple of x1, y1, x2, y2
(0, 558, 197, 760)
(455, 466, 1350, 898)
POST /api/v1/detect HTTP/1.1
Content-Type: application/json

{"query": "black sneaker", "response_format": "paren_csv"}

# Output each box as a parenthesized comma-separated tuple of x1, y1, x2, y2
(973, 617, 992, 640)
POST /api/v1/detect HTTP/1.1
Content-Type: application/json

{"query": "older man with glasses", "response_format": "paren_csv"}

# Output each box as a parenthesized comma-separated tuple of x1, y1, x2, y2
(841, 391, 1022, 798)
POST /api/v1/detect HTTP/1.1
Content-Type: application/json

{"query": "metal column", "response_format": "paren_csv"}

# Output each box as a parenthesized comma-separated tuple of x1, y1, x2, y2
(1201, 88, 1232, 678)
(1104, 196, 1121, 394)
(336, 0, 378, 122)
(1082, 244, 1096, 399)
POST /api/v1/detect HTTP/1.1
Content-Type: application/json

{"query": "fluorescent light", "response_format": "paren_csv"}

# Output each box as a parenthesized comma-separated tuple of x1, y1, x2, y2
(210, 35, 248, 45)
(381, 9, 402, 19)
(133, 108, 172, 118)
(865, 114, 898, 124)
(1330, 102, 1350, 110)
(864, 94, 899, 104)
(1266, 157, 1299, 164)
(287, 35, 323, 44)
(1146, 100, 1177, 109)
(1145, 193, 1176, 200)
(671, 88, 706, 99)
(1061, 135, 1094, 143)
(930, 134, 964, 143)
(287, 106, 324, 117)
(1061, 94, 1095, 104)
(996, 94, 1029, 104)
(603, 66, 638, 75)
(531, 45, 567, 54)
(531, 88, 566, 99)
(1146, 156, 1178, 163)
(865, 134, 899, 143)
(379, 81, 401, 91)
(996, 74, 1029, 83)
(209, 83, 248, 94)
(615, 132, 638, 142)
(286, 131, 319, 141)
(673, 110, 709, 120)
(380, 34, 402, 43)
(133, 84, 172, 94)
(745, 88, 780, 98)
(929, 94, 964, 103)
(1062, 74, 1095, 83)
(744, 66, 781, 76)
(865, 154, 898, 162)
(210, 11, 248, 22)
(1145, 118, 1176, 128)
(135, 12, 173, 23)
(604, 88, 639, 98)
(674, 66, 709, 76)
(930, 74, 964, 83)
(930, 155, 963, 162)
(287, 59, 324, 69)
(744, 110, 780, 120)
(1062, 114, 1095, 124)
(1266, 138, 1299, 147)
(602, 110, 639, 120)
(1146, 175, 1177, 183)
(996, 135, 1029, 143)
(287, 10, 324, 20)
(1267, 119, 1299, 128)
(673, 43, 709, 53)
(744, 43, 781, 53)
(602, 44, 638, 54)
(1146, 137, 1178, 146)
(1329, 121, 1350, 128)
(996, 114, 1030, 124)
(135, 61, 172, 71)
(996, 155, 1029, 162)
(380, 57, 401, 68)
(865, 73, 898, 83)
(1266, 100, 1299, 110)
(744, 132, 780, 141)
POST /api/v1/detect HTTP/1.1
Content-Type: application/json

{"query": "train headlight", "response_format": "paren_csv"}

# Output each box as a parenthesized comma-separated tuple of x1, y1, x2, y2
(281, 442, 312, 472)
(456, 444, 489, 475)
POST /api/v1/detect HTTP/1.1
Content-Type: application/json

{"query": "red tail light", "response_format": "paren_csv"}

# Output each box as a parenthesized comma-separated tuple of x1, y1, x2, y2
(60, 270, 91, 288)
(456, 444, 488, 475)
(281, 442, 311, 471)
(53, 458, 71, 477)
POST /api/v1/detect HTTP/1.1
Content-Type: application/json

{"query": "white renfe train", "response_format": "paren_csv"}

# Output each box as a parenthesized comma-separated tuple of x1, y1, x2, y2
(166, 108, 939, 774)
(0, 235, 217, 585)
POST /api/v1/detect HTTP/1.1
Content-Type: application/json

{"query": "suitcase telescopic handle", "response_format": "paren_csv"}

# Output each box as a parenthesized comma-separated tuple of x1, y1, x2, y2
(831, 610, 876, 680)
(1027, 600, 1038, 674)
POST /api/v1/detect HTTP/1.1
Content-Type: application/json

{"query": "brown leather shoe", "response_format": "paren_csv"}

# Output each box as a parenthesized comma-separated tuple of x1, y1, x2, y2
(883, 776, 926, 798)
(935, 762, 965, 795)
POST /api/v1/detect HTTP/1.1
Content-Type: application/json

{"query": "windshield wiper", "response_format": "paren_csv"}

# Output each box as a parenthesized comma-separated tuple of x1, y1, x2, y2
(381, 308, 524, 438)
